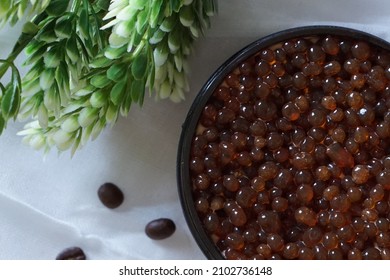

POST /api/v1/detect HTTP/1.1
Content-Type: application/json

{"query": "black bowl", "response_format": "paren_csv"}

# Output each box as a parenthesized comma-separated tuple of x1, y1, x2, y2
(177, 25, 390, 259)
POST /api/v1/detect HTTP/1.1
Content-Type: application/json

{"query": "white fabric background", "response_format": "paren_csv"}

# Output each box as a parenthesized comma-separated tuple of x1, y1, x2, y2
(0, 0, 390, 259)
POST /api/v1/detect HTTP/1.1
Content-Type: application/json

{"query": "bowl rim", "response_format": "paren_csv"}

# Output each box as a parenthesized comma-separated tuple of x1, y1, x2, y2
(176, 25, 390, 259)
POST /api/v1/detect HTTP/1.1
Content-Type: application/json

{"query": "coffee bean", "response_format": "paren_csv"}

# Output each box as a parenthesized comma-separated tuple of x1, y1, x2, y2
(55, 247, 86, 260)
(98, 182, 124, 209)
(145, 218, 176, 240)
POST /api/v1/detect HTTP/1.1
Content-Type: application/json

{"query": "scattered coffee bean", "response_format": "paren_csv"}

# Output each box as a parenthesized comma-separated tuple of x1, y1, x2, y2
(98, 182, 124, 209)
(145, 218, 176, 240)
(55, 247, 86, 260)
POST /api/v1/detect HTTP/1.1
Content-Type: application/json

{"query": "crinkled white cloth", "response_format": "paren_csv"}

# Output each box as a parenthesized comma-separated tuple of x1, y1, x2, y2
(1, 0, 390, 259)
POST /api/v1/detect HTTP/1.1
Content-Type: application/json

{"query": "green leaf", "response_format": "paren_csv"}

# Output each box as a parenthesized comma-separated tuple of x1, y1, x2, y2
(131, 53, 148, 80)
(22, 22, 39, 35)
(90, 90, 108, 108)
(136, 10, 148, 34)
(130, 79, 145, 105)
(78, 8, 90, 39)
(43, 45, 63, 68)
(179, 5, 194, 27)
(160, 15, 176, 32)
(149, 29, 166, 44)
(1, 86, 20, 120)
(0, 114, 5, 134)
(110, 79, 127, 106)
(65, 36, 79, 63)
(149, 0, 162, 28)
(107, 63, 127, 82)
(90, 74, 111, 88)
(54, 16, 73, 39)
(95, 0, 110, 11)
(45, 0, 70, 16)
(170, 0, 182, 13)
(78, 107, 98, 128)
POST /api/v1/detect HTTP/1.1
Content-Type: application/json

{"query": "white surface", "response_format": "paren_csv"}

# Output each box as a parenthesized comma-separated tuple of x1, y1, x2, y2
(1, 0, 390, 259)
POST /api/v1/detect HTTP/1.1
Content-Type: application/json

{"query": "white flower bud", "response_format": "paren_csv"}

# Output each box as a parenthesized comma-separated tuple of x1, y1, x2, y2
(61, 115, 80, 133)
(78, 107, 98, 128)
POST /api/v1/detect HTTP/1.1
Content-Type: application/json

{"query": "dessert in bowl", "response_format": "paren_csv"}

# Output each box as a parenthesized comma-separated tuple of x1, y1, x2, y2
(177, 26, 390, 260)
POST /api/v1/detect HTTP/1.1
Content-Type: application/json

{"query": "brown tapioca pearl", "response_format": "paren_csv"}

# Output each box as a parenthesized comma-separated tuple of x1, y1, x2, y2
(376, 232, 390, 248)
(266, 132, 284, 151)
(258, 210, 282, 233)
(260, 49, 276, 63)
(256, 244, 272, 259)
(257, 191, 270, 205)
(350, 73, 366, 89)
(344, 108, 361, 128)
(351, 41, 371, 61)
(255, 100, 277, 121)
(243, 228, 259, 243)
(194, 173, 211, 190)
(224, 248, 247, 260)
(376, 201, 389, 215)
(216, 108, 235, 125)
(376, 218, 390, 232)
(307, 127, 326, 143)
(324, 61, 342, 76)
(213, 86, 231, 102)
(294, 39, 309, 53)
(383, 156, 390, 169)
(238, 106, 255, 122)
(368, 66, 387, 92)
(312, 144, 327, 165)
(312, 245, 328, 260)
(271, 62, 286, 77)
(377, 170, 390, 189)
(364, 223, 378, 238)
(249, 147, 264, 162)
(329, 108, 345, 123)
(276, 118, 293, 132)
(267, 233, 285, 252)
(369, 184, 384, 202)
(328, 162, 342, 179)
(294, 207, 317, 227)
(204, 154, 219, 169)
(330, 194, 351, 212)
(225, 97, 241, 113)
(298, 247, 315, 260)
(330, 127, 346, 143)
(337, 224, 356, 242)
(363, 197, 376, 209)
(249, 121, 267, 137)
(294, 170, 314, 185)
(323, 185, 340, 201)
(347, 186, 362, 202)
(320, 96, 336, 111)
(351, 164, 370, 184)
(348, 248, 363, 260)
(225, 73, 240, 88)
(362, 247, 381, 260)
(329, 211, 348, 228)
(307, 44, 325, 63)
(352, 217, 365, 233)
(236, 151, 252, 166)
(311, 180, 326, 197)
(273, 169, 293, 190)
(375, 99, 388, 117)
(358, 107, 376, 126)
(224, 201, 247, 227)
(322, 36, 340, 55)
(223, 175, 240, 192)
(291, 152, 315, 170)
(347, 91, 364, 110)
(272, 148, 289, 164)
(302, 62, 322, 77)
(240, 76, 256, 90)
(322, 77, 337, 93)
(271, 197, 289, 212)
(292, 72, 308, 90)
(210, 182, 224, 195)
(381, 248, 390, 260)
(254, 82, 271, 100)
(282, 243, 299, 259)
(269, 187, 283, 201)
(302, 227, 323, 248)
(328, 248, 344, 260)
(290, 127, 305, 146)
(354, 149, 372, 164)
(376, 121, 390, 139)
(314, 165, 331, 181)
(258, 162, 279, 181)
(326, 142, 355, 168)
(250, 176, 265, 192)
(239, 61, 254, 76)
(243, 244, 257, 256)
(225, 232, 245, 250)
(264, 73, 279, 88)
(236, 187, 257, 208)
(296, 184, 314, 204)
(190, 157, 204, 175)
(203, 212, 221, 233)
(299, 136, 315, 153)
(281, 101, 300, 121)
(195, 197, 209, 213)
(322, 231, 339, 250)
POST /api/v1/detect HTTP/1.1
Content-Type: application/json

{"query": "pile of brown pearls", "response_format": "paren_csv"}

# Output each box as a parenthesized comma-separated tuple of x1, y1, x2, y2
(189, 34, 390, 260)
